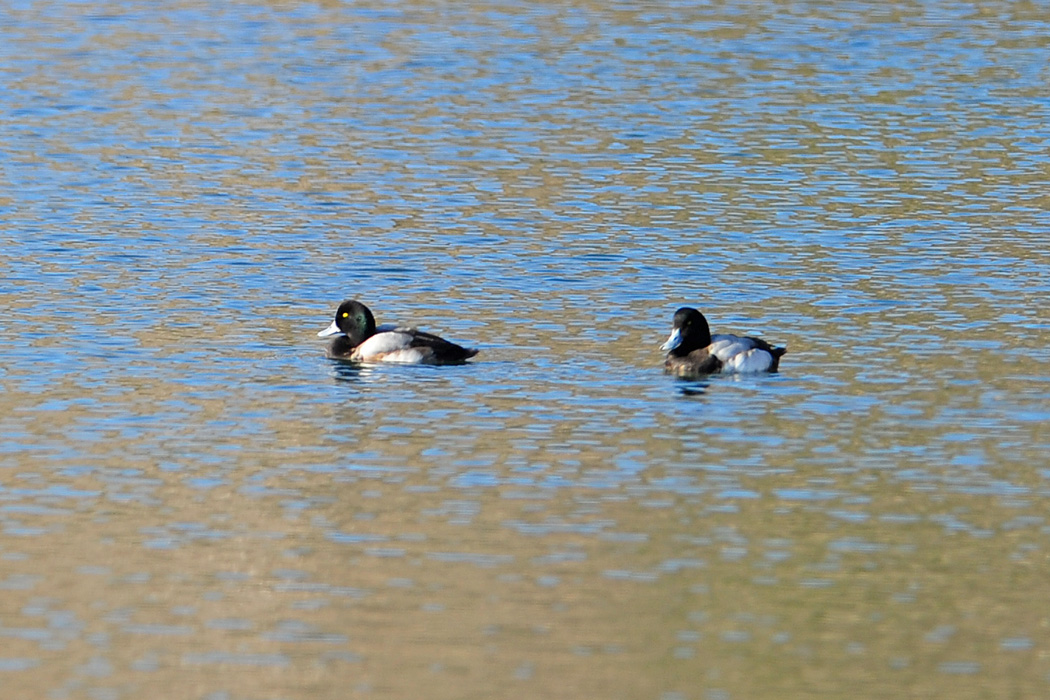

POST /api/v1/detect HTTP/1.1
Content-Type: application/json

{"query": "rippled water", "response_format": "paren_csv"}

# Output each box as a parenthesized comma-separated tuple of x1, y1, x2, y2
(3, 1, 1050, 698)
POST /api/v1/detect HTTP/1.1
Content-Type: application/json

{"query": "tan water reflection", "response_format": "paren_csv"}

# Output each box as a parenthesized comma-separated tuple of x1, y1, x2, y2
(4, 345, 1049, 699)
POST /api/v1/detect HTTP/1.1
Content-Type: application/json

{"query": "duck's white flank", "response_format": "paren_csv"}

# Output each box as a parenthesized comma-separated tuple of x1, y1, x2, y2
(709, 334, 776, 373)
(370, 348, 427, 363)
(353, 331, 425, 363)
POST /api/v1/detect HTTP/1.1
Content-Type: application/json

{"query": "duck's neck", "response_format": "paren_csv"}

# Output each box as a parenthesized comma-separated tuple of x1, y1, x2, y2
(328, 334, 357, 354)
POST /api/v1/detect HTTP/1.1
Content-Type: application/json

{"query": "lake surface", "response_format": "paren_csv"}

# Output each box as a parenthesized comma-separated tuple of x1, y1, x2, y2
(3, 1, 1050, 698)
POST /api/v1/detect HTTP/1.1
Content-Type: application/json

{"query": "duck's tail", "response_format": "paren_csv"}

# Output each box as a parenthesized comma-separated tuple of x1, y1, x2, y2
(766, 345, 786, 372)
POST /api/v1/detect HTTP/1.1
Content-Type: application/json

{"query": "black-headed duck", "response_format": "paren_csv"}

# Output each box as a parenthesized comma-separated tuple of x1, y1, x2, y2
(318, 300, 478, 364)
(661, 307, 785, 375)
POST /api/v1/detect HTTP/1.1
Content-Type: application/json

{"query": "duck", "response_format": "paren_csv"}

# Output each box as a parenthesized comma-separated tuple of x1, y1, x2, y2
(661, 307, 785, 375)
(318, 299, 478, 364)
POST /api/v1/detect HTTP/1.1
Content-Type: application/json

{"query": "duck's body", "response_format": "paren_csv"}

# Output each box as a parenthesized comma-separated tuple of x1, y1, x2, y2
(319, 300, 477, 364)
(662, 307, 785, 375)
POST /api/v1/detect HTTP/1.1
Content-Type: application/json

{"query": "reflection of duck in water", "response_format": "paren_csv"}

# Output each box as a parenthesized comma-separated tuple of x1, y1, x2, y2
(318, 300, 478, 364)
(661, 307, 785, 375)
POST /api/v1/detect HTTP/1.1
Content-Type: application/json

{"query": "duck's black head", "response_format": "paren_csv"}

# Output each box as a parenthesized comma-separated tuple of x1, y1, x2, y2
(318, 299, 377, 346)
(660, 307, 712, 356)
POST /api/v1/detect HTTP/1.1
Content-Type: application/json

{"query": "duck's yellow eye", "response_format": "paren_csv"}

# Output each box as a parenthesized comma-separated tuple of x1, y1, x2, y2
(341, 312, 349, 318)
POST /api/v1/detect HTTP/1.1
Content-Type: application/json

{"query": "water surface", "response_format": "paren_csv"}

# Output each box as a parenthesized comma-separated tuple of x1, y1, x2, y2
(2, 1, 1050, 698)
